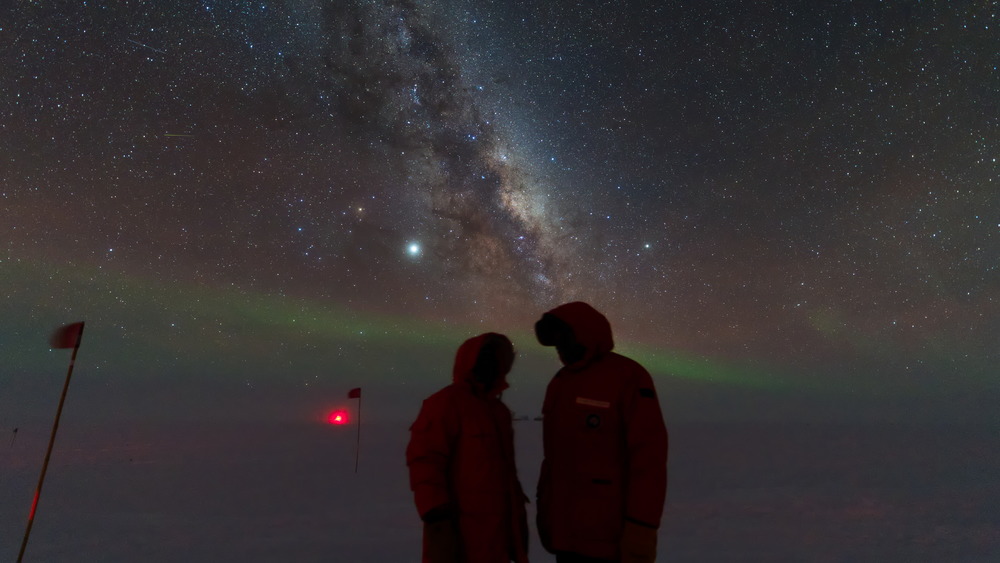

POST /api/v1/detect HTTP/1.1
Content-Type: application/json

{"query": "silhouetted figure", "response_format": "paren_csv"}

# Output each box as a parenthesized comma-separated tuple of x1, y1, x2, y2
(407, 333, 530, 563)
(534, 302, 668, 563)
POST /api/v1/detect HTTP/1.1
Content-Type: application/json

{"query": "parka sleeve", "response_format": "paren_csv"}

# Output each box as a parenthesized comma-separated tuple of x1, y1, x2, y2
(406, 392, 460, 518)
(622, 366, 669, 528)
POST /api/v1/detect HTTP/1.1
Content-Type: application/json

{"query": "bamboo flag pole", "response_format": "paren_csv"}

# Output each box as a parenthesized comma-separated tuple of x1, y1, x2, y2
(356, 393, 361, 473)
(348, 387, 361, 473)
(18, 321, 85, 563)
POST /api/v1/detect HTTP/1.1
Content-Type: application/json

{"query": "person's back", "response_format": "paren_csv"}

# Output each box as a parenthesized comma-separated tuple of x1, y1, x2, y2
(406, 333, 529, 563)
(535, 302, 668, 563)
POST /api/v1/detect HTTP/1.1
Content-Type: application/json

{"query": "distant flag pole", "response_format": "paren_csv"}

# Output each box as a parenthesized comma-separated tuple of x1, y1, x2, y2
(17, 321, 85, 563)
(348, 387, 361, 473)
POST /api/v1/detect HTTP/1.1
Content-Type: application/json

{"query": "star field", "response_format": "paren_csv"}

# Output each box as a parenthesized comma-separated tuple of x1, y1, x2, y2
(1, 0, 996, 379)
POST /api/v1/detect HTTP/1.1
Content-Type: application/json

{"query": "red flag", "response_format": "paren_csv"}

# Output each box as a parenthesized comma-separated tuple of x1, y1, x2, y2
(347, 387, 361, 399)
(50, 322, 84, 349)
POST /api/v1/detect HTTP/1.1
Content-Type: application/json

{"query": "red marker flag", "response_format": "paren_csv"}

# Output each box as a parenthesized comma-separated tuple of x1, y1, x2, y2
(347, 387, 361, 399)
(50, 322, 84, 349)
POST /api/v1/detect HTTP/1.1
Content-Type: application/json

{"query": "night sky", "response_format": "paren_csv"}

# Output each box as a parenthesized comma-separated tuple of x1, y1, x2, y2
(1, 2, 1000, 560)
(1, 1, 997, 401)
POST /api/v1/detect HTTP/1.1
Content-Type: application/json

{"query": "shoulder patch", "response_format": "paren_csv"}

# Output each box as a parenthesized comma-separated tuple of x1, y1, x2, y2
(638, 387, 656, 398)
(576, 397, 611, 408)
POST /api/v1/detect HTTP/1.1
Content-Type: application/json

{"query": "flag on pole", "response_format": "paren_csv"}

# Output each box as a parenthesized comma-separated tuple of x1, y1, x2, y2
(347, 387, 362, 472)
(50, 322, 84, 349)
(19, 321, 86, 562)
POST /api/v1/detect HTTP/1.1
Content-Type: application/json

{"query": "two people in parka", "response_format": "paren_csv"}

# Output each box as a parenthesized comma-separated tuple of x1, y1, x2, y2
(406, 302, 669, 563)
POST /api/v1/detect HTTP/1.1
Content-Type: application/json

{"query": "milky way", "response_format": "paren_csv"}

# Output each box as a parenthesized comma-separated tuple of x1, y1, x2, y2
(1, 0, 996, 380)
(306, 0, 568, 306)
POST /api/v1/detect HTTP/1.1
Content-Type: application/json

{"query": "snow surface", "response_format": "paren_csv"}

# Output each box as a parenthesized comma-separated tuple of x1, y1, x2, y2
(3, 379, 999, 561)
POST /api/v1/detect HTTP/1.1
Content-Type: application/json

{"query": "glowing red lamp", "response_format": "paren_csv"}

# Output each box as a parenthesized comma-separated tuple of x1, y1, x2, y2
(327, 410, 349, 425)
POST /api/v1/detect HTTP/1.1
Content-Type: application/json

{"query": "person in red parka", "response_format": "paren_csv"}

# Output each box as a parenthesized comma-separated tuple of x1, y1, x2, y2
(534, 302, 668, 563)
(406, 333, 530, 563)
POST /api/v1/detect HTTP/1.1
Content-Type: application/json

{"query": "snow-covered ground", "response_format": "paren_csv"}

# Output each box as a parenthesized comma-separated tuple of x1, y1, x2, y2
(3, 378, 999, 561)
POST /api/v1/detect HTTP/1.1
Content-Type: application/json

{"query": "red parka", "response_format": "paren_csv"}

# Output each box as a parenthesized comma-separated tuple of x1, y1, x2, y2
(406, 333, 530, 563)
(536, 302, 668, 560)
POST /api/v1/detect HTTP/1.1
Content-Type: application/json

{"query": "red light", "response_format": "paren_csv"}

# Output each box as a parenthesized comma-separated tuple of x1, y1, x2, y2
(327, 410, 349, 425)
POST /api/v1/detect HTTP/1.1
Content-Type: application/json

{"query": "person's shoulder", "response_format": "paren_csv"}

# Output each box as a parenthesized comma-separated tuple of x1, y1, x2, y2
(603, 352, 653, 382)
(423, 383, 464, 406)
(604, 351, 648, 372)
(414, 385, 469, 426)
(492, 397, 512, 414)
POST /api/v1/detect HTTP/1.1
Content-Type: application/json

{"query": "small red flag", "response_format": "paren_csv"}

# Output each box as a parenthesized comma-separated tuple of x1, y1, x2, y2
(347, 387, 361, 399)
(50, 322, 84, 349)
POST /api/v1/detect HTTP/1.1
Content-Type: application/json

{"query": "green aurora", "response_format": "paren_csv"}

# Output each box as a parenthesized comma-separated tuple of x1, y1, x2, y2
(2, 259, 991, 401)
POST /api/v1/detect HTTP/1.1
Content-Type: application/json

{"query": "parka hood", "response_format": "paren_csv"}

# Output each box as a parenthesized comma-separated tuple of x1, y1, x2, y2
(545, 301, 615, 366)
(452, 332, 514, 395)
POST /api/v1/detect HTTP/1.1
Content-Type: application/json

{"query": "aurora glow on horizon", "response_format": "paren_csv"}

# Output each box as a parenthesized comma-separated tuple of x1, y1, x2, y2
(3, 259, 791, 387)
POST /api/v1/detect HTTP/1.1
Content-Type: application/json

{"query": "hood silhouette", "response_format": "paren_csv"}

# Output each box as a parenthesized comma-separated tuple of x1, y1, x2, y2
(544, 301, 615, 366)
(452, 332, 514, 394)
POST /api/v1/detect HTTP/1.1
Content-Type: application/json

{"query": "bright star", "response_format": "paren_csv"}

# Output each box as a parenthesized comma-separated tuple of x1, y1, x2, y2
(407, 242, 421, 256)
